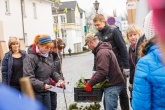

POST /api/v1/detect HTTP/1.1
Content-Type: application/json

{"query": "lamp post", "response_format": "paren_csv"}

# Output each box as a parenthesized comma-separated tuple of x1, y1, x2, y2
(93, 0, 100, 14)
(60, 28, 65, 58)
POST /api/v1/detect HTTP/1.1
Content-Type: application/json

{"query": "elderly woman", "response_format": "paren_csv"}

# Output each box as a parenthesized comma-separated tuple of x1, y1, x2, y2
(23, 34, 64, 110)
(1, 37, 26, 92)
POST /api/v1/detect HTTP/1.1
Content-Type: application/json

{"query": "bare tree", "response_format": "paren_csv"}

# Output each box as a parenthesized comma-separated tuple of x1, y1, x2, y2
(113, 9, 117, 17)
(85, 7, 104, 32)
(119, 11, 128, 21)
(123, 11, 128, 20)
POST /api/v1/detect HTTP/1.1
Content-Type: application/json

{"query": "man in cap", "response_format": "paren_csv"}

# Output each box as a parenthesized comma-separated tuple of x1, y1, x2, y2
(84, 33, 125, 110)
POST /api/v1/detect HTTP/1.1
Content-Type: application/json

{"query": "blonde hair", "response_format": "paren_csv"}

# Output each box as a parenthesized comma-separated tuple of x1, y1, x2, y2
(126, 24, 142, 38)
(93, 14, 106, 23)
(8, 37, 20, 50)
(33, 34, 53, 48)
(138, 40, 147, 58)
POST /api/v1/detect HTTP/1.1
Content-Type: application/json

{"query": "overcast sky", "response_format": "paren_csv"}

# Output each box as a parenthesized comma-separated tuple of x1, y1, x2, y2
(61, 0, 127, 16)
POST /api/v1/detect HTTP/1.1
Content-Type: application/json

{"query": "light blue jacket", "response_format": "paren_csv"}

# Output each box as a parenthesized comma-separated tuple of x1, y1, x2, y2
(132, 45, 165, 110)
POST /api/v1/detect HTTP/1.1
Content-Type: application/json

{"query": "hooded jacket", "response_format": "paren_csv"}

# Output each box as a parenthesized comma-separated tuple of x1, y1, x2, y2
(23, 45, 61, 93)
(132, 45, 165, 110)
(88, 42, 125, 87)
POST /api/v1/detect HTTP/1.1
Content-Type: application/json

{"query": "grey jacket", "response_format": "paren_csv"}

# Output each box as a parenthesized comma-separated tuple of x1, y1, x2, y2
(23, 45, 61, 93)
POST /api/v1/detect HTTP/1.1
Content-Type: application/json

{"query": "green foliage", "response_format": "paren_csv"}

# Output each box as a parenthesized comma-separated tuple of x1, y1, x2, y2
(76, 78, 108, 88)
(68, 103, 78, 110)
(68, 102, 101, 110)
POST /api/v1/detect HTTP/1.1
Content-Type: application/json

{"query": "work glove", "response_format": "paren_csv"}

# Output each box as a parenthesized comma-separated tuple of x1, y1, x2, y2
(123, 68, 130, 77)
(128, 84, 133, 91)
(49, 78, 57, 86)
(84, 83, 92, 92)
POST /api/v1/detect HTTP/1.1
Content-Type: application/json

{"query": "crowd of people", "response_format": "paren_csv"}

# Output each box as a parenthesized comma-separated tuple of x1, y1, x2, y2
(84, 3, 165, 110)
(1, 0, 165, 110)
(1, 35, 66, 110)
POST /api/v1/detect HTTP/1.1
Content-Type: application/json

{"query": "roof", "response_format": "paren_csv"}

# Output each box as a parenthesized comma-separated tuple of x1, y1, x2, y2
(52, 1, 85, 13)
(79, 8, 85, 13)
(53, 1, 77, 11)
(61, 1, 77, 10)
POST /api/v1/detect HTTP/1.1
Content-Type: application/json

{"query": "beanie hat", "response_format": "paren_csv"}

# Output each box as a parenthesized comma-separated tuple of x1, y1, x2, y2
(38, 36, 52, 44)
(148, 0, 165, 40)
(143, 11, 157, 40)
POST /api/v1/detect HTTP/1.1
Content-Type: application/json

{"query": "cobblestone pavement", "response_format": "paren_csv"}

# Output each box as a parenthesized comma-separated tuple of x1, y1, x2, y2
(57, 52, 98, 110)
(56, 52, 132, 110)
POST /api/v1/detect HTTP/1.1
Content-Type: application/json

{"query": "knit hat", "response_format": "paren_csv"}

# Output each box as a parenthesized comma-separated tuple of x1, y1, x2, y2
(148, 0, 165, 40)
(143, 11, 157, 40)
(38, 36, 52, 44)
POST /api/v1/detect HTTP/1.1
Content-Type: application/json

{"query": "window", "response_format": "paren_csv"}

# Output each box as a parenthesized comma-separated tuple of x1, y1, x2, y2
(5, 0, 10, 14)
(53, 16, 58, 23)
(80, 13, 83, 18)
(62, 30, 67, 37)
(22, 0, 26, 17)
(61, 16, 66, 23)
(33, 3, 37, 19)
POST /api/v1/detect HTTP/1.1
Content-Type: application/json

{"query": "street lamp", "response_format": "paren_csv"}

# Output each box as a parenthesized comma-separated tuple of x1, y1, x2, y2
(60, 28, 66, 58)
(93, 0, 99, 14)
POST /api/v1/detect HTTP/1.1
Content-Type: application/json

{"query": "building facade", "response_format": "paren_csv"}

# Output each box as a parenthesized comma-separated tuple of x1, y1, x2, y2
(0, 0, 55, 60)
(52, 1, 86, 53)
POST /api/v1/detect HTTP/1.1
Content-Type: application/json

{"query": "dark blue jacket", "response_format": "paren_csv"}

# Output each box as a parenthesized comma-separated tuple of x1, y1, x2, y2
(1, 50, 26, 85)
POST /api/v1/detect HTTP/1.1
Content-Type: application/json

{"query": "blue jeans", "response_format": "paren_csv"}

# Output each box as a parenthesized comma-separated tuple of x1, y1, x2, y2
(35, 92, 50, 110)
(104, 85, 123, 110)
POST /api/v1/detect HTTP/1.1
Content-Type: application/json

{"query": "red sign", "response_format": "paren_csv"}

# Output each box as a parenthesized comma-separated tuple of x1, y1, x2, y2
(107, 17, 116, 26)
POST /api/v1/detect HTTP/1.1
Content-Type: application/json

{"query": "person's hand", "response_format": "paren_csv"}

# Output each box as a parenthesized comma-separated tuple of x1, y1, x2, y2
(44, 84, 52, 90)
(128, 84, 133, 91)
(56, 80, 65, 88)
(84, 83, 92, 92)
(123, 68, 130, 77)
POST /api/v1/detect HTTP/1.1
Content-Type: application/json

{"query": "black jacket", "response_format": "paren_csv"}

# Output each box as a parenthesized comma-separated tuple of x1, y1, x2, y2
(51, 52, 62, 75)
(128, 46, 136, 84)
(96, 24, 129, 69)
